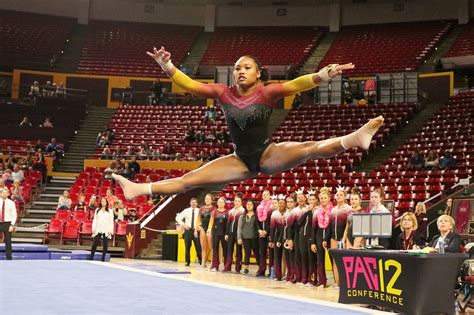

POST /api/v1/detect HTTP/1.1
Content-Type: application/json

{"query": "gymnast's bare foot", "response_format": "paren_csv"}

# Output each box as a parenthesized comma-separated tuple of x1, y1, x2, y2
(341, 116, 384, 150)
(112, 174, 149, 200)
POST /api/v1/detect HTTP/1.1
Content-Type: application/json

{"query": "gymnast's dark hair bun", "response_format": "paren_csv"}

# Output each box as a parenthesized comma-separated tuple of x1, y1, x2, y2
(351, 187, 361, 195)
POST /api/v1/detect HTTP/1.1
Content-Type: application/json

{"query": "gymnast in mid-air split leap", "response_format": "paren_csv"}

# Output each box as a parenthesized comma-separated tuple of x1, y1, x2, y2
(113, 46, 384, 200)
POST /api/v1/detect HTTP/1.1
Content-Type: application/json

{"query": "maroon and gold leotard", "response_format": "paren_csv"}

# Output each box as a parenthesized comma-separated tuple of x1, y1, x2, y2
(170, 69, 317, 172)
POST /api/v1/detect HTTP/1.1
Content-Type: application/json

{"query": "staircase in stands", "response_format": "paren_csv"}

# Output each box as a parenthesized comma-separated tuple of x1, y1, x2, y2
(56, 106, 116, 173)
(13, 176, 75, 244)
(301, 32, 337, 74)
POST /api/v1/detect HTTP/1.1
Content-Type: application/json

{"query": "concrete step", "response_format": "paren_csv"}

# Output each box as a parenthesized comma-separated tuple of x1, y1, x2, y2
(21, 218, 51, 224)
(51, 177, 76, 182)
(13, 230, 45, 238)
(12, 237, 43, 244)
(28, 209, 56, 215)
(32, 201, 57, 206)
(44, 187, 69, 191)
(39, 193, 62, 198)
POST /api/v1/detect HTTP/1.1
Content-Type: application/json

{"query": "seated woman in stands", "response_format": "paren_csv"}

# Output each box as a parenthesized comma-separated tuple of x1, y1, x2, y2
(395, 212, 425, 250)
(429, 214, 460, 253)
(57, 190, 72, 210)
(10, 180, 24, 204)
(113, 47, 384, 200)
(73, 193, 88, 211)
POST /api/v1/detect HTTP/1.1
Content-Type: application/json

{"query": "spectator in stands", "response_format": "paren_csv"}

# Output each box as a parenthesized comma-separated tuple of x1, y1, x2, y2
(96, 132, 105, 147)
(425, 150, 439, 169)
(184, 150, 197, 162)
(123, 146, 135, 159)
(184, 127, 196, 142)
(105, 188, 118, 206)
(122, 86, 134, 105)
(443, 198, 453, 216)
(127, 208, 138, 222)
(208, 149, 219, 161)
(128, 156, 141, 174)
(19, 116, 32, 128)
(414, 202, 428, 240)
(440, 151, 457, 170)
(149, 79, 162, 105)
(11, 165, 24, 182)
(429, 215, 460, 253)
(101, 146, 112, 160)
(0, 179, 5, 190)
(395, 212, 425, 250)
(5, 153, 17, 169)
(10, 179, 24, 204)
(57, 190, 72, 210)
(292, 93, 302, 109)
(25, 144, 35, 155)
(203, 104, 217, 125)
(40, 117, 53, 128)
(162, 141, 176, 160)
(29, 81, 40, 103)
(34, 139, 45, 152)
(204, 131, 216, 143)
(112, 146, 122, 160)
(152, 148, 162, 160)
(120, 162, 135, 180)
(139, 144, 152, 160)
(197, 150, 207, 161)
(46, 138, 63, 159)
(20, 152, 34, 171)
(215, 128, 229, 146)
(407, 150, 425, 170)
(33, 151, 47, 181)
(2, 169, 12, 184)
(73, 194, 88, 211)
(42, 81, 54, 97)
(90, 197, 114, 262)
(88, 195, 98, 212)
(56, 82, 66, 98)
(104, 161, 118, 180)
(195, 130, 205, 143)
(113, 200, 125, 222)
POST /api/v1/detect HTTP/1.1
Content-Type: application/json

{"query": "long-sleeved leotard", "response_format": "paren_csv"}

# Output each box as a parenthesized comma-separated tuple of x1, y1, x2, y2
(169, 69, 318, 172)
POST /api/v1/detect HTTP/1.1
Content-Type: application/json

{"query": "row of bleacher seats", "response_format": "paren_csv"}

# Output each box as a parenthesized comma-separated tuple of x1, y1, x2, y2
(445, 20, 474, 57)
(318, 21, 453, 75)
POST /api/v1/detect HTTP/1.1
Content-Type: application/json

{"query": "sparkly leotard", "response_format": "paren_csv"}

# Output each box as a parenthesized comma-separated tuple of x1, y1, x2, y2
(170, 69, 317, 172)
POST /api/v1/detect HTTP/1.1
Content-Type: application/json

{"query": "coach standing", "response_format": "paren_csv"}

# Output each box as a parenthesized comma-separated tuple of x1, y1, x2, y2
(176, 198, 202, 266)
(1, 188, 17, 260)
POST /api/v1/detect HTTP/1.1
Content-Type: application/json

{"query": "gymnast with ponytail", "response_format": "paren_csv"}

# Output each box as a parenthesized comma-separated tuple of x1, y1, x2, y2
(112, 47, 384, 200)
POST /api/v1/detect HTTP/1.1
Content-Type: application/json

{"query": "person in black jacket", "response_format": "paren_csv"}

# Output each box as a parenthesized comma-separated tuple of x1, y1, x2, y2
(298, 193, 317, 286)
(429, 214, 460, 253)
(396, 212, 425, 250)
(269, 197, 287, 281)
(224, 194, 244, 273)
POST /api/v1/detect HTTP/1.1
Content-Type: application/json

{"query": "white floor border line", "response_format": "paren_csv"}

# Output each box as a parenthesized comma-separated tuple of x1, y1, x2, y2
(88, 261, 387, 314)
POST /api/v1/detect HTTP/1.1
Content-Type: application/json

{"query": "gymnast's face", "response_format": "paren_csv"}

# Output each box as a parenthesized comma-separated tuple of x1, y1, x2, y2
(233, 56, 261, 88)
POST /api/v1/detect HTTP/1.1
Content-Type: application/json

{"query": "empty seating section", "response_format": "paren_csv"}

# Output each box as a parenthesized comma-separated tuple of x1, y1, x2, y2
(201, 27, 324, 66)
(445, 20, 474, 57)
(93, 104, 232, 158)
(383, 92, 473, 170)
(77, 20, 201, 76)
(0, 10, 75, 67)
(318, 21, 452, 75)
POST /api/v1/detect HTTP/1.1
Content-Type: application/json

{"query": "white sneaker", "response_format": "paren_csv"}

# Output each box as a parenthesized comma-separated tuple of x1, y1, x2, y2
(210, 268, 217, 272)
(305, 283, 314, 288)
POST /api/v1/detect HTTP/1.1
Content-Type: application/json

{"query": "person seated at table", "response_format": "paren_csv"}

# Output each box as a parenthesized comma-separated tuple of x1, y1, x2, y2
(429, 215, 460, 253)
(395, 212, 425, 250)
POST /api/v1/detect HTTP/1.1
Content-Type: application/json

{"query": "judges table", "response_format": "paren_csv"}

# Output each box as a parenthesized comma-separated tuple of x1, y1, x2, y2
(330, 249, 467, 315)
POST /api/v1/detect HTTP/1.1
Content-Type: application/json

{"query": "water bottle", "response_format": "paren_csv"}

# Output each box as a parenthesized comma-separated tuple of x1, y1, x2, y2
(439, 239, 445, 254)
(338, 241, 343, 249)
(270, 266, 275, 280)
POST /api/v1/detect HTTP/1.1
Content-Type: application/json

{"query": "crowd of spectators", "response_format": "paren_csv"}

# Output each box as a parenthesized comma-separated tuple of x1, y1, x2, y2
(407, 149, 457, 170)
(28, 80, 66, 104)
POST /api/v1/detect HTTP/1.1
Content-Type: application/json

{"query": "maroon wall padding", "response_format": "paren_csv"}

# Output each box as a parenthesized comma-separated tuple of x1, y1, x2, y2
(66, 77, 109, 107)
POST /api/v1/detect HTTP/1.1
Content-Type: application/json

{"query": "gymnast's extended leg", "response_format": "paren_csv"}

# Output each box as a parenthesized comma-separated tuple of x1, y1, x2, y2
(113, 154, 255, 200)
(260, 116, 384, 174)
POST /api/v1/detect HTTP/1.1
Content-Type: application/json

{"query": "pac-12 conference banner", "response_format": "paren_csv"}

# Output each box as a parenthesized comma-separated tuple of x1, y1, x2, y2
(330, 249, 466, 315)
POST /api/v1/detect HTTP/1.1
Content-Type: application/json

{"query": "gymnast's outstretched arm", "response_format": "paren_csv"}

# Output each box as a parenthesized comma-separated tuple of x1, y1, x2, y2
(147, 46, 225, 99)
(262, 63, 355, 100)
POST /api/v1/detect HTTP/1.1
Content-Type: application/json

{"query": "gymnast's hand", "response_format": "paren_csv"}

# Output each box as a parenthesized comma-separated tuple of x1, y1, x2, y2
(146, 46, 173, 71)
(317, 63, 355, 82)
